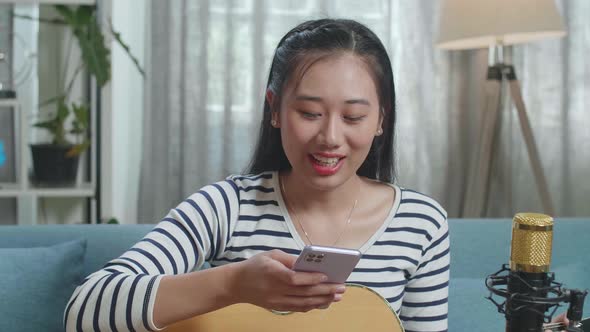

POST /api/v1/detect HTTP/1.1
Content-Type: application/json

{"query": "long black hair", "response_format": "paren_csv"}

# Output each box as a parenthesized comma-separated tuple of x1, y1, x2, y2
(246, 18, 397, 183)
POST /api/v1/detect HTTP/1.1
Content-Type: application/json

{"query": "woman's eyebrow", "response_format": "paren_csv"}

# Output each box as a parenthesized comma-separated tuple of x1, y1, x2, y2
(295, 95, 371, 106)
(295, 95, 323, 102)
(345, 98, 371, 106)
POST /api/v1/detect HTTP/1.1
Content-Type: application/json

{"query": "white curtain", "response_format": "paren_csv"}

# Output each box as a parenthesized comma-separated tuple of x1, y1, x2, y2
(138, 0, 590, 222)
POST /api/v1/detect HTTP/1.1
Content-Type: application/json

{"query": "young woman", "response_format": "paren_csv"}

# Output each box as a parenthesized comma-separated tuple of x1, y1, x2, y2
(65, 19, 449, 332)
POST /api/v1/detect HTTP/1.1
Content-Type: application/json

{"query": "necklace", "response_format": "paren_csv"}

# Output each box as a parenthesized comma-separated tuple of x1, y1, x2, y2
(280, 174, 359, 247)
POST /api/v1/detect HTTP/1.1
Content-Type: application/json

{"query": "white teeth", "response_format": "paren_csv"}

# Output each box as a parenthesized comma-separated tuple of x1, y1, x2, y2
(312, 155, 340, 166)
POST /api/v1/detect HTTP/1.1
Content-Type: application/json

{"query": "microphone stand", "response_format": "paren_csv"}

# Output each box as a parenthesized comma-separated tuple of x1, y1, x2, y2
(486, 264, 588, 332)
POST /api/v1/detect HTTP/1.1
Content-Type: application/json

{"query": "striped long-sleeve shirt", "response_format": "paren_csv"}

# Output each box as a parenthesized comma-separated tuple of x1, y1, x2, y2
(65, 171, 450, 332)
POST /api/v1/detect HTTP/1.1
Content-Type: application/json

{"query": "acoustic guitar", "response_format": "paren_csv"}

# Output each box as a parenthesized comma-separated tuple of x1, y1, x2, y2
(166, 283, 404, 332)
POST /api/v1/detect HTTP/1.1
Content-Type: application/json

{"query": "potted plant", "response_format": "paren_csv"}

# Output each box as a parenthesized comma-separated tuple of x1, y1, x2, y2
(18, 5, 144, 186)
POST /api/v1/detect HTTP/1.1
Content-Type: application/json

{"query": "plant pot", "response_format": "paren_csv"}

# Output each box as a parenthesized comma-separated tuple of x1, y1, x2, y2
(30, 144, 79, 186)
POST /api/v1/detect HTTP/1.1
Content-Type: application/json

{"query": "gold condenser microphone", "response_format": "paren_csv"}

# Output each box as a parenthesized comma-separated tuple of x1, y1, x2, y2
(510, 212, 554, 273)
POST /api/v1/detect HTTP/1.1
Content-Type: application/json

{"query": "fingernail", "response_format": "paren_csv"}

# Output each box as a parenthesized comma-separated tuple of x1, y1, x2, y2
(335, 285, 346, 293)
(334, 293, 343, 301)
(320, 275, 328, 282)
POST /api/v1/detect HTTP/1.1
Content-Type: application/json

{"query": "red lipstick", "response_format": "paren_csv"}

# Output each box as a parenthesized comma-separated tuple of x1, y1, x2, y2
(308, 154, 344, 176)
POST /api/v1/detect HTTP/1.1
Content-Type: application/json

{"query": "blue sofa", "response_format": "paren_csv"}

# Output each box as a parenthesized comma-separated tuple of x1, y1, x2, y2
(1, 218, 589, 331)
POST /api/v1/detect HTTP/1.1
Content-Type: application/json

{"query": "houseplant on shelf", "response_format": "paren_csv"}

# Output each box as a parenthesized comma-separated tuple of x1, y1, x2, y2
(18, 5, 144, 186)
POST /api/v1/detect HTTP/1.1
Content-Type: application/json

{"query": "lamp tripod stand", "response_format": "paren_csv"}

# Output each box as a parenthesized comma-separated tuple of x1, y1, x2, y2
(462, 46, 555, 217)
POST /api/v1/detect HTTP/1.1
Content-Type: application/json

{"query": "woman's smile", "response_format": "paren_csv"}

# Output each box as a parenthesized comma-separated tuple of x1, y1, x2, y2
(309, 153, 346, 175)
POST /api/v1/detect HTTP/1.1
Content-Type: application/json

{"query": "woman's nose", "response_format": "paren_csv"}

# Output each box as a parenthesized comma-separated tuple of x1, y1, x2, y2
(318, 115, 343, 148)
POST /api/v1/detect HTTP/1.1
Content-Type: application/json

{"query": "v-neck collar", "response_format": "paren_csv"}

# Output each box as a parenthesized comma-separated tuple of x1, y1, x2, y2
(271, 171, 401, 253)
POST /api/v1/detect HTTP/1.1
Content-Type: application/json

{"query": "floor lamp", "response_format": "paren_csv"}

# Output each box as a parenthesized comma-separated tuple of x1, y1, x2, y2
(437, 0, 566, 217)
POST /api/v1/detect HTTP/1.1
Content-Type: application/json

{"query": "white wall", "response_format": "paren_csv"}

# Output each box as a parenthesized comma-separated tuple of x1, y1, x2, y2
(108, 0, 147, 224)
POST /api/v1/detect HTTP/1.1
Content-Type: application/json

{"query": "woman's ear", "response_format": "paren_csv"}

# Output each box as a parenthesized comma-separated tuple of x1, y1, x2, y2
(266, 89, 275, 109)
(376, 107, 384, 136)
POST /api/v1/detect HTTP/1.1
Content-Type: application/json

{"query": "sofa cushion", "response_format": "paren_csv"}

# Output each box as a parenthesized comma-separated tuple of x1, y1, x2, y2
(0, 224, 153, 277)
(0, 239, 86, 332)
(448, 277, 504, 332)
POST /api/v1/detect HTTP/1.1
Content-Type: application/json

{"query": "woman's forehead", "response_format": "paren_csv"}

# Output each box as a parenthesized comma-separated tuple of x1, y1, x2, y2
(284, 53, 379, 103)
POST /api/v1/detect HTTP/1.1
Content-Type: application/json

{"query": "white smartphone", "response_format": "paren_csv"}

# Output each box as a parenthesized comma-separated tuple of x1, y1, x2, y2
(293, 245, 362, 283)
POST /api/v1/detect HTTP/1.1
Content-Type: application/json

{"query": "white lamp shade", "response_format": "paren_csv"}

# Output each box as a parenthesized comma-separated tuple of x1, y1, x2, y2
(436, 0, 566, 50)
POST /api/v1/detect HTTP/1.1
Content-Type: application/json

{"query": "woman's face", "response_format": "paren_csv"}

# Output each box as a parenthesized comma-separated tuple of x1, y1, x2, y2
(271, 53, 382, 191)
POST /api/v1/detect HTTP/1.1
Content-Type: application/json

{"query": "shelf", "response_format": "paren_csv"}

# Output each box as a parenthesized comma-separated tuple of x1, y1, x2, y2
(0, 98, 19, 107)
(0, 182, 94, 197)
(0, 183, 21, 196)
(0, 0, 95, 4)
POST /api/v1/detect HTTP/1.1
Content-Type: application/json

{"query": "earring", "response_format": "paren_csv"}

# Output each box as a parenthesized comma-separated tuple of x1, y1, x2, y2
(271, 119, 278, 127)
(376, 128, 383, 136)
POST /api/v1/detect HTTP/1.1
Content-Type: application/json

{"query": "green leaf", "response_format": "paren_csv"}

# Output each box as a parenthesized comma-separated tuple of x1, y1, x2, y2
(56, 99, 69, 122)
(70, 125, 82, 135)
(55, 5, 110, 87)
(33, 120, 57, 130)
(70, 103, 89, 136)
(79, 15, 110, 86)
(72, 6, 94, 26)
(54, 5, 94, 27)
(71, 103, 89, 128)
(106, 218, 119, 224)
(44, 100, 69, 145)
(109, 20, 145, 77)
(53, 5, 76, 26)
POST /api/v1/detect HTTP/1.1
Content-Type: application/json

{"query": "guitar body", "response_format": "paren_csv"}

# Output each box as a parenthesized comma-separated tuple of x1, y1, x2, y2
(166, 284, 404, 332)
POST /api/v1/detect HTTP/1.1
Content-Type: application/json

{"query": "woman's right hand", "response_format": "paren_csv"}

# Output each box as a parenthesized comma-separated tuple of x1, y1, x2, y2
(230, 249, 346, 312)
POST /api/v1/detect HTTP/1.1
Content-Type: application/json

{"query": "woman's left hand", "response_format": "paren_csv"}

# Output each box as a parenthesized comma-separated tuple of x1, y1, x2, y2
(544, 312, 569, 332)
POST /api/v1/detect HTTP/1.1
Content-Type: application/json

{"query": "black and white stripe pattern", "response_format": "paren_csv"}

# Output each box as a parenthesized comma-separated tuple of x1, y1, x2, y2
(65, 172, 449, 331)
